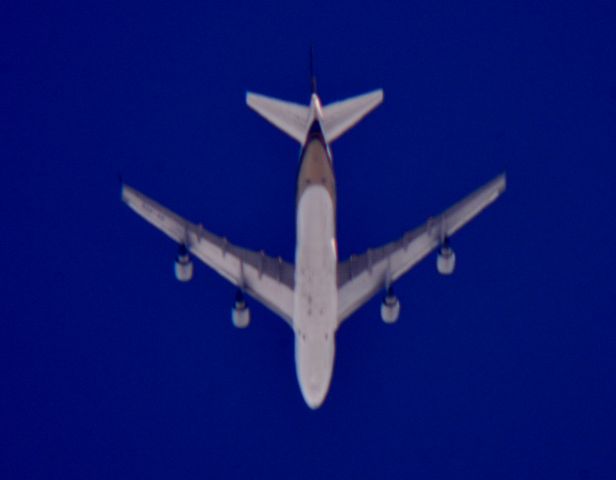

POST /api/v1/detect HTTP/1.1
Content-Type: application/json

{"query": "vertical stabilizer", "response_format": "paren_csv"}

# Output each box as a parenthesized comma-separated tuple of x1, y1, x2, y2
(310, 46, 318, 95)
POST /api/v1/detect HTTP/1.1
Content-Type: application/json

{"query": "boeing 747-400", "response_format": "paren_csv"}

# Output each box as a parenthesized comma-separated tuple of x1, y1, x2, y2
(121, 74, 506, 408)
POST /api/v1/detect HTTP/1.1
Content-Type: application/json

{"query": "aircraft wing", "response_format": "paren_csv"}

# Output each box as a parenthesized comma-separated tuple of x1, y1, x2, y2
(122, 184, 295, 327)
(337, 174, 506, 324)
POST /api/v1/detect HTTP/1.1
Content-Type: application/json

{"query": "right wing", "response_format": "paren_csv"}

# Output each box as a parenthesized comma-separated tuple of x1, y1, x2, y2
(122, 184, 295, 327)
(337, 174, 506, 324)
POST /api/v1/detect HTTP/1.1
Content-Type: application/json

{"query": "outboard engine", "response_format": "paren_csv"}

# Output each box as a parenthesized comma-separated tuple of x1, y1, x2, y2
(174, 244, 194, 282)
(231, 290, 251, 328)
(381, 286, 400, 324)
(436, 238, 456, 275)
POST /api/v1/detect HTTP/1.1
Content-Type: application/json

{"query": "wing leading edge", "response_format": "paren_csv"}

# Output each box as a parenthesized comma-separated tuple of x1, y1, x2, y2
(337, 173, 506, 324)
(121, 184, 295, 327)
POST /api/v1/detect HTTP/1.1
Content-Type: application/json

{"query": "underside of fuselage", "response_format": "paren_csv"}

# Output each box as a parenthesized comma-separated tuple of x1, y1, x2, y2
(293, 124, 338, 408)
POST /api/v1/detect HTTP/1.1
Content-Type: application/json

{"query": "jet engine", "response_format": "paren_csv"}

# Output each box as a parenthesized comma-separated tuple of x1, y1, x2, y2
(231, 290, 251, 328)
(174, 245, 194, 282)
(381, 286, 400, 324)
(436, 240, 456, 275)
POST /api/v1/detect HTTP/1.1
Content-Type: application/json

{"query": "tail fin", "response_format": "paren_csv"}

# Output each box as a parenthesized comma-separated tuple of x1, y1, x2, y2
(246, 89, 383, 144)
(309, 46, 317, 94)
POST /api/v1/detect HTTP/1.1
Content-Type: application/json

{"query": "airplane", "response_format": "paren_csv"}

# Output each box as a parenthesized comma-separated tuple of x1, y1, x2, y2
(121, 71, 506, 409)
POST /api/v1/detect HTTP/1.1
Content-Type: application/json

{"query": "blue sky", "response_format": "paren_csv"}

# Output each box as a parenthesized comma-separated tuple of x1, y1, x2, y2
(2, 1, 615, 478)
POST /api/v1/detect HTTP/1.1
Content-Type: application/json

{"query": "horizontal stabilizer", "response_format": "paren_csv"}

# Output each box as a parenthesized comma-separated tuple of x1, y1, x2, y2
(322, 89, 383, 143)
(246, 93, 310, 143)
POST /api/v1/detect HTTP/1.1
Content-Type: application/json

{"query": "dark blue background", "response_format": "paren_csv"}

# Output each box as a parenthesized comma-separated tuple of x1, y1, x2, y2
(3, 1, 615, 478)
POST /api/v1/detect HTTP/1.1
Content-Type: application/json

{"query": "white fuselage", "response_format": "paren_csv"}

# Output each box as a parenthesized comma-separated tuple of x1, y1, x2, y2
(293, 184, 337, 408)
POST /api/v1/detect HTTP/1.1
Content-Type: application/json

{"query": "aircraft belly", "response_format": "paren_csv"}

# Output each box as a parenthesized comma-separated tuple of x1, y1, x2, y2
(294, 185, 337, 408)
(294, 184, 337, 330)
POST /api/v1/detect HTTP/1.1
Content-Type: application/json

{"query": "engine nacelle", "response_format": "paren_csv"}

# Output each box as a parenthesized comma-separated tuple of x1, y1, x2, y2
(174, 247, 193, 282)
(232, 291, 251, 328)
(437, 245, 456, 275)
(232, 304, 251, 328)
(381, 293, 400, 324)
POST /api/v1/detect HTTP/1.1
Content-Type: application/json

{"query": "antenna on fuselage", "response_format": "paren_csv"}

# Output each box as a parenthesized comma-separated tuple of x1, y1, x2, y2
(309, 45, 317, 94)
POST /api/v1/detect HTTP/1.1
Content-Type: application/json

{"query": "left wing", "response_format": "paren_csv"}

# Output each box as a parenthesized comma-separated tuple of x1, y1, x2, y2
(337, 174, 506, 324)
(122, 184, 295, 326)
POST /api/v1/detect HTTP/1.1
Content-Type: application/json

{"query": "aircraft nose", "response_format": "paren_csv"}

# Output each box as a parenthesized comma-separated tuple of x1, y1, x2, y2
(301, 375, 328, 409)
(296, 335, 335, 409)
